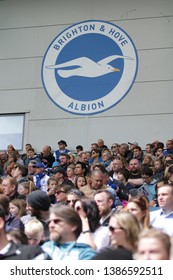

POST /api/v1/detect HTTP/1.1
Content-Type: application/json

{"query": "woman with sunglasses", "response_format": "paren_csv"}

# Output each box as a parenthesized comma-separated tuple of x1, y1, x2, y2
(109, 211, 141, 254)
(74, 198, 110, 251)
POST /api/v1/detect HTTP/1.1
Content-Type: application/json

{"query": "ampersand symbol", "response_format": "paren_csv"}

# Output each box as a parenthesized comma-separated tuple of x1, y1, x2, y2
(100, 25, 105, 32)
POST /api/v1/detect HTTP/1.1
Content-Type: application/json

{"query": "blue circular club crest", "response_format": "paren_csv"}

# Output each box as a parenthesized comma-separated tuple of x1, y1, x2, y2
(42, 20, 138, 115)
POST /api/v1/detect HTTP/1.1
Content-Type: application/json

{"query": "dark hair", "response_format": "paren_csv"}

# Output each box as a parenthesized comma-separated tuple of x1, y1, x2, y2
(141, 166, 153, 177)
(76, 198, 100, 232)
(76, 145, 83, 151)
(118, 168, 130, 181)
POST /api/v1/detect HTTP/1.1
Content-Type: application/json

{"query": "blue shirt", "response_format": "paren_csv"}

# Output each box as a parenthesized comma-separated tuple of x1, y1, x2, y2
(42, 241, 96, 260)
(150, 208, 173, 236)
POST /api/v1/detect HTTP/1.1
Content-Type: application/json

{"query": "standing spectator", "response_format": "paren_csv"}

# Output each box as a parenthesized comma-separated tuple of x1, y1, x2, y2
(54, 140, 70, 162)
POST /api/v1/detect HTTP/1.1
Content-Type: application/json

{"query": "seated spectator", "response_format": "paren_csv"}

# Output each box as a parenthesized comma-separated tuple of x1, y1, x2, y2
(47, 177, 58, 204)
(126, 194, 150, 229)
(23, 148, 41, 167)
(66, 188, 85, 208)
(150, 184, 173, 236)
(11, 164, 28, 184)
(40, 145, 55, 168)
(108, 211, 141, 254)
(138, 166, 157, 205)
(0, 205, 50, 260)
(54, 183, 74, 205)
(92, 246, 133, 260)
(9, 198, 26, 218)
(128, 159, 143, 188)
(74, 198, 110, 250)
(75, 175, 87, 190)
(136, 228, 171, 260)
(24, 218, 45, 246)
(66, 164, 76, 184)
(142, 153, 154, 169)
(2, 176, 25, 201)
(94, 189, 117, 226)
(17, 180, 37, 199)
(6, 229, 28, 245)
(89, 148, 103, 166)
(33, 162, 50, 192)
(41, 204, 96, 260)
(0, 194, 24, 232)
(153, 158, 165, 181)
(25, 190, 51, 240)
(163, 139, 173, 156)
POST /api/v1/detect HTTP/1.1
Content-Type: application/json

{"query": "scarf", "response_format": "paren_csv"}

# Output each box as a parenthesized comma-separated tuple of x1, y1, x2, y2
(35, 172, 45, 189)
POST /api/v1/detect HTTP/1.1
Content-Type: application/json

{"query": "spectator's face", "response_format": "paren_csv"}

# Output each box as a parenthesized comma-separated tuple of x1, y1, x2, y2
(112, 159, 123, 172)
(28, 163, 36, 175)
(157, 186, 173, 210)
(76, 177, 86, 188)
(137, 237, 169, 260)
(91, 173, 103, 189)
(2, 178, 16, 196)
(48, 213, 73, 243)
(141, 174, 152, 184)
(74, 164, 84, 176)
(26, 232, 43, 246)
(129, 159, 140, 172)
(59, 156, 68, 166)
(9, 203, 19, 216)
(127, 202, 145, 223)
(34, 167, 44, 175)
(94, 192, 112, 216)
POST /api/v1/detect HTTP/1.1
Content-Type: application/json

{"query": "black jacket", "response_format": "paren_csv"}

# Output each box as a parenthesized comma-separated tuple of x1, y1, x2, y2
(0, 241, 51, 260)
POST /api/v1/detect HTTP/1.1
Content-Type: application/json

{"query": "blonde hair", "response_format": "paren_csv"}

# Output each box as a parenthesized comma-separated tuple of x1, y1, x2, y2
(111, 211, 141, 251)
(25, 219, 44, 235)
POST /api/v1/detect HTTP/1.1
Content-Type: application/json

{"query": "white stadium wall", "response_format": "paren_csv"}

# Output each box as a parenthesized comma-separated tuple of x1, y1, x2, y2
(0, 0, 172, 152)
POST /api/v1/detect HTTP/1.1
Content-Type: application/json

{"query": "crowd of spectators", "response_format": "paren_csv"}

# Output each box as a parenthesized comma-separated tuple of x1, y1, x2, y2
(0, 137, 173, 260)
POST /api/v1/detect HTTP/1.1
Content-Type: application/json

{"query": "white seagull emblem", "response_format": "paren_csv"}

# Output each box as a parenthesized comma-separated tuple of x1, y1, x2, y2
(45, 55, 134, 78)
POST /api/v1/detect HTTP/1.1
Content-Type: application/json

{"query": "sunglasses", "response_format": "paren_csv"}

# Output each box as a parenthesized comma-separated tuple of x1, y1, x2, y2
(109, 226, 124, 232)
(111, 146, 118, 149)
(48, 218, 62, 225)
(56, 190, 66, 195)
(67, 199, 77, 204)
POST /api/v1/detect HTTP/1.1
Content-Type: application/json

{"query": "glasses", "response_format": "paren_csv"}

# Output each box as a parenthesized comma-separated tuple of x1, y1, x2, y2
(48, 218, 62, 225)
(109, 226, 124, 232)
(111, 146, 118, 149)
(56, 190, 66, 195)
(67, 199, 77, 204)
